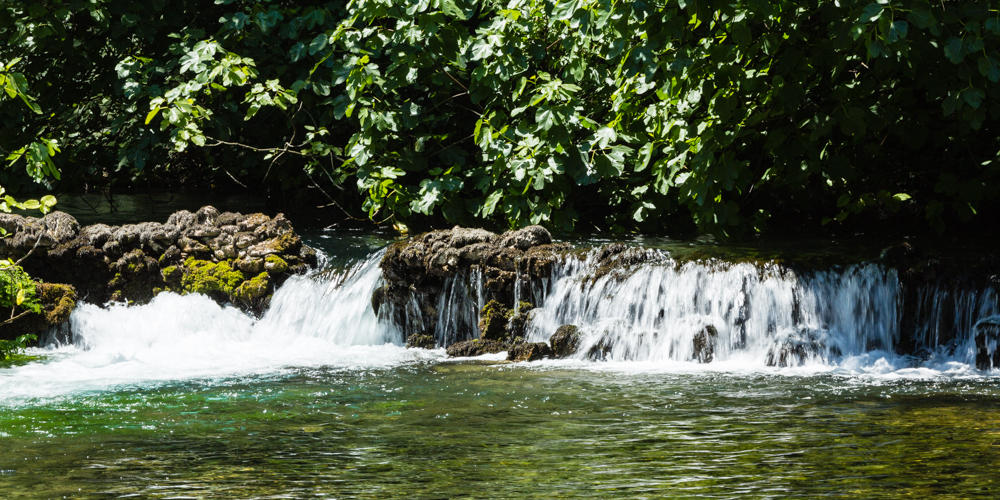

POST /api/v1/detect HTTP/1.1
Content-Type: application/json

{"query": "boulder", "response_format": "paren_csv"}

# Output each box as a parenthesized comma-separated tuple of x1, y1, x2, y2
(975, 317, 1000, 370)
(550, 325, 581, 358)
(507, 342, 552, 362)
(9, 207, 316, 316)
(692, 325, 718, 363)
(406, 333, 436, 349)
(446, 339, 507, 357)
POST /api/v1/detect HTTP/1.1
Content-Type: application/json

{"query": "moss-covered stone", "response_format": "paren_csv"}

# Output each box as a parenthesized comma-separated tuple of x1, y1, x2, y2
(232, 272, 271, 312)
(181, 257, 245, 296)
(264, 254, 289, 273)
(161, 266, 182, 287)
(478, 300, 510, 341)
(406, 333, 436, 349)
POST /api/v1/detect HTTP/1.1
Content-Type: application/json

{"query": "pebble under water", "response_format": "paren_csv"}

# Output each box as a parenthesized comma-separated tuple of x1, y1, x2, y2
(2, 233, 1000, 499)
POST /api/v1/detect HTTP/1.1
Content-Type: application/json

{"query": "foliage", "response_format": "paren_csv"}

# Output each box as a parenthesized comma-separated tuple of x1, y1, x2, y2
(0, 333, 37, 361)
(0, 58, 58, 214)
(3, 0, 1000, 235)
(0, 258, 42, 324)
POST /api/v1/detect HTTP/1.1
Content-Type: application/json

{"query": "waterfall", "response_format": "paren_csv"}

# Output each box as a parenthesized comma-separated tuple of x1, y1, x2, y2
(525, 248, 998, 368)
(6, 240, 999, 405)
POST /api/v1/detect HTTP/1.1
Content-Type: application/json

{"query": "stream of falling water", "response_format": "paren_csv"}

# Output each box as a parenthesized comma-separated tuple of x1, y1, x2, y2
(3, 240, 1000, 499)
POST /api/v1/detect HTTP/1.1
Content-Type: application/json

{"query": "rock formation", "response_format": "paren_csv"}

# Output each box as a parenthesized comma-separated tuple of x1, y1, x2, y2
(0, 206, 317, 340)
(376, 225, 570, 359)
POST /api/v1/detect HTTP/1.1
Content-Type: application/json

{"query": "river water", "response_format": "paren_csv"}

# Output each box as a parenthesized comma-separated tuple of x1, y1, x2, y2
(2, 231, 1000, 498)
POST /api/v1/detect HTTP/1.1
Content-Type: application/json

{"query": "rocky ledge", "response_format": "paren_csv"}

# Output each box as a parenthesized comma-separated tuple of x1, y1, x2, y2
(0, 206, 316, 341)
(374, 225, 574, 361)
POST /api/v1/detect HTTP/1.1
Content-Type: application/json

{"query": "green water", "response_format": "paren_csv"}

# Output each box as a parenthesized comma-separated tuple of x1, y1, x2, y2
(3, 360, 999, 499)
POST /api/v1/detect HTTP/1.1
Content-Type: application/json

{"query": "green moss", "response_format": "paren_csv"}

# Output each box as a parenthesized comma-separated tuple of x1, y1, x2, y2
(181, 257, 245, 296)
(233, 272, 270, 304)
(264, 254, 289, 273)
(478, 300, 510, 341)
(37, 283, 76, 325)
(161, 266, 182, 286)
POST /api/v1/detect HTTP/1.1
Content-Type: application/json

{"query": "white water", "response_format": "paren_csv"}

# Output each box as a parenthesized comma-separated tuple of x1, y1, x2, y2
(0, 251, 441, 404)
(2, 244, 998, 403)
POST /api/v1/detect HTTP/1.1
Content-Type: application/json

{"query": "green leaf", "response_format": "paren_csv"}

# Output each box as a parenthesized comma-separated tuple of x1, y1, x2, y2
(944, 37, 964, 64)
(906, 9, 936, 29)
(892, 193, 911, 202)
(308, 33, 328, 56)
(963, 87, 985, 109)
(289, 42, 307, 62)
(145, 107, 162, 125)
(551, 0, 581, 21)
(858, 3, 883, 24)
(978, 56, 1000, 83)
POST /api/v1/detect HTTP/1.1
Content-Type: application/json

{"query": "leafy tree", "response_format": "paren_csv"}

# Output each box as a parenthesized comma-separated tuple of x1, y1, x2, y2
(4, 0, 1000, 236)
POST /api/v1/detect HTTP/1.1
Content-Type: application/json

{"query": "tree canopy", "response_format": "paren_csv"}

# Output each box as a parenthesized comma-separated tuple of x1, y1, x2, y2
(2, 0, 999, 236)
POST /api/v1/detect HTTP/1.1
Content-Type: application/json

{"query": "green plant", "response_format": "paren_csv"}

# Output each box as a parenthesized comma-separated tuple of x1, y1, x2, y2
(0, 333, 38, 361)
(0, 258, 43, 324)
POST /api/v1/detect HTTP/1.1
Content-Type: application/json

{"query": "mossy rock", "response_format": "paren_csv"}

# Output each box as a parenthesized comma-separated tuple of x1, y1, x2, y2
(161, 266, 182, 286)
(0, 282, 76, 341)
(264, 254, 289, 273)
(478, 300, 510, 341)
(181, 257, 245, 296)
(406, 333, 436, 349)
(232, 272, 271, 312)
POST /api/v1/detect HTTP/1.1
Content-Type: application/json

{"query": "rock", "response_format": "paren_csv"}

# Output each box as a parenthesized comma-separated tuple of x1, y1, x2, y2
(478, 300, 510, 341)
(238, 213, 271, 231)
(232, 272, 271, 313)
(0, 282, 77, 342)
(692, 325, 717, 363)
(449, 227, 498, 248)
(186, 224, 221, 239)
(166, 210, 198, 229)
(246, 232, 301, 258)
(499, 225, 551, 250)
(195, 205, 220, 225)
(446, 339, 507, 357)
(765, 329, 824, 367)
(264, 255, 289, 273)
(507, 342, 551, 362)
(235, 257, 264, 275)
(975, 316, 1000, 370)
(590, 243, 662, 282)
(6, 208, 315, 315)
(406, 334, 436, 349)
(378, 225, 572, 349)
(550, 325, 581, 358)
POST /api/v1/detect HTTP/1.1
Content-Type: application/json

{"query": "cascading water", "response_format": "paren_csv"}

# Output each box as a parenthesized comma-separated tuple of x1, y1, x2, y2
(526, 248, 998, 370)
(4, 240, 999, 405)
(0, 249, 434, 404)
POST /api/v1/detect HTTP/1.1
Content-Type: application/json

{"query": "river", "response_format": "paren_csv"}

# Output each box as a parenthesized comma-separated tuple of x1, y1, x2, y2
(2, 228, 999, 498)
